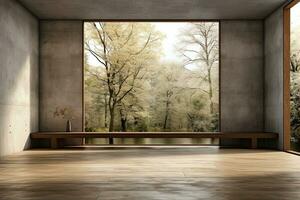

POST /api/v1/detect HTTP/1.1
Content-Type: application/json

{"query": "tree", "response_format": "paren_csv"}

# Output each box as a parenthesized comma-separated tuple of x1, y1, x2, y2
(290, 22, 300, 140)
(84, 22, 219, 134)
(84, 64, 109, 131)
(85, 22, 162, 131)
(178, 22, 219, 115)
(148, 63, 187, 131)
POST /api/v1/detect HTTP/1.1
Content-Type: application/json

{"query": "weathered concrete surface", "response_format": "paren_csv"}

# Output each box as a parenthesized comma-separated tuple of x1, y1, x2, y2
(39, 21, 83, 133)
(220, 20, 264, 146)
(19, 0, 286, 20)
(264, 8, 284, 150)
(38, 20, 266, 148)
(0, 0, 39, 156)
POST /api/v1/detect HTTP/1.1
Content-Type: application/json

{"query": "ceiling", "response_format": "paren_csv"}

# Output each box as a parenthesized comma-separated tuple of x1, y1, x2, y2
(18, 0, 288, 20)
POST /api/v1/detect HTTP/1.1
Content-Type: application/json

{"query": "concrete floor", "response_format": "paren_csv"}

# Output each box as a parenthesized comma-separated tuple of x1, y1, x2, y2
(0, 147, 299, 200)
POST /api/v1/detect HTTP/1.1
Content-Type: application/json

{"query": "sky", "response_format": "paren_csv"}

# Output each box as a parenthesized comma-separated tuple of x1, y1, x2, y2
(291, 2, 300, 51)
(151, 22, 187, 62)
(291, 2, 300, 29)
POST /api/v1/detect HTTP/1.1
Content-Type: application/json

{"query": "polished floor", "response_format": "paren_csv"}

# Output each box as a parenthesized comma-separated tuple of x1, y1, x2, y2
(0, 147, 300, 200)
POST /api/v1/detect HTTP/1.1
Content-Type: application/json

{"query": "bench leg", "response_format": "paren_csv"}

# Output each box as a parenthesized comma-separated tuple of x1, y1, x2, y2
(109, 137, 114, 145)
(51, 138, 58, 149)
(251, 138, 257, 149)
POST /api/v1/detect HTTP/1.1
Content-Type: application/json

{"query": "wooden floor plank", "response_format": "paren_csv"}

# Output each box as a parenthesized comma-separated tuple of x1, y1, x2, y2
(0, 147, 299, 200)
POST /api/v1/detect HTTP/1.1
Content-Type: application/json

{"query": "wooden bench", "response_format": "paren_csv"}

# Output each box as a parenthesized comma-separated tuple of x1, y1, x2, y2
(30, 132, 278, 149)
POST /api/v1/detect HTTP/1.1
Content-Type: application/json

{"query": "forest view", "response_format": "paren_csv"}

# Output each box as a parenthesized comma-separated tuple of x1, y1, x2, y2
(84, 22, 219, 133)
(290, 3, 300, 150)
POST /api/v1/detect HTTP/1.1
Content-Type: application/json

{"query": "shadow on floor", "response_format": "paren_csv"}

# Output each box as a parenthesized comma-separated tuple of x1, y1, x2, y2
(0, 172, 299, 200)
(1, 146, 279, 164)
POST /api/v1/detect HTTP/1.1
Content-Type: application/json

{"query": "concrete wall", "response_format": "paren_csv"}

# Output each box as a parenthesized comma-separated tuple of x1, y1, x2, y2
(39, 21, 83, 133)
(220, 20, 264, 146)
(38, 20, 266, 147)
(0, 2, 286, 152)
(264, 8, 284, 150)
(0, 0, 39, 156)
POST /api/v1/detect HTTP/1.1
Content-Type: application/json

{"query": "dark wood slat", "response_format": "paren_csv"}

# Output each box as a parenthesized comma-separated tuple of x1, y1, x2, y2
(31, 132, 278, 149)
(31, 132, 278, 138)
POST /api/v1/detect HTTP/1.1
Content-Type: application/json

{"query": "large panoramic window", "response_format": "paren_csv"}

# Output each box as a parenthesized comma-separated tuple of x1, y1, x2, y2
(290, 2, 300, 151)
(84, 22, 219, 134)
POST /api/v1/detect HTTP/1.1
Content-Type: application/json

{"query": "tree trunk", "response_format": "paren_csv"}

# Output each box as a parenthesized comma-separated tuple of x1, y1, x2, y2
(109, 106, 115, 132)
(108, 101, 115, 145)
(119, 108, 127, 132)
(104, 94, 108, 128)
(163, 101, 170, 130)
(207, 67, 213, 115)
(121, 118, 127, 132)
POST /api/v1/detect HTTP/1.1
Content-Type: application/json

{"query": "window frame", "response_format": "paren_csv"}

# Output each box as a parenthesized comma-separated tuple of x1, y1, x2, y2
(283, 0, 300, 151)
(81, 20, 221, 134)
